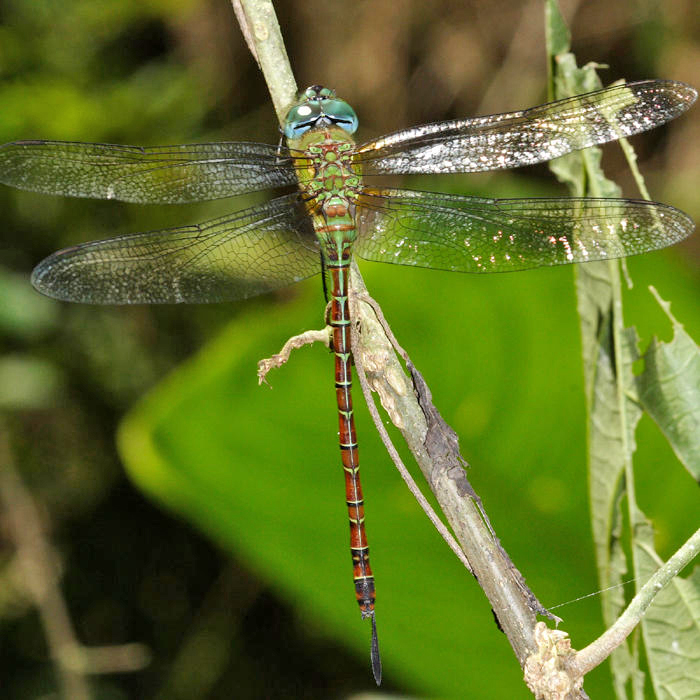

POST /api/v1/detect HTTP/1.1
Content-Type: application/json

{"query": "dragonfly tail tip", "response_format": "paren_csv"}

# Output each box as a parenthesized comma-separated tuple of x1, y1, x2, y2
(370, 613, 382, 685)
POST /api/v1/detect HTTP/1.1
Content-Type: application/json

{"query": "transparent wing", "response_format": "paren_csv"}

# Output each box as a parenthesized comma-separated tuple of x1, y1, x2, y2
(355, 80, 697, 175)
(0, 140, 305, 203)
(31, 193, 321, 303)
(354, 188, 694, 273)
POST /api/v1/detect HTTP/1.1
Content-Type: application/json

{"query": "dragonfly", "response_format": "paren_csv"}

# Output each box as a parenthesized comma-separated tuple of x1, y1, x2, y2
(1, 79, 696, 684)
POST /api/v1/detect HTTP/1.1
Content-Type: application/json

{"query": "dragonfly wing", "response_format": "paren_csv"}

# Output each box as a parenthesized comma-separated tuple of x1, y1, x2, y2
(354, 189, 695, 273)
(32, 193, 320, 303)
(355, 80, 697, 175)
(0, 140, 303, 203)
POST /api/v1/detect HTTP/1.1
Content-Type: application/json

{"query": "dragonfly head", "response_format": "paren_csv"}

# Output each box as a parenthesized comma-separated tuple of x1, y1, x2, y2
(283, 85, 358, 139)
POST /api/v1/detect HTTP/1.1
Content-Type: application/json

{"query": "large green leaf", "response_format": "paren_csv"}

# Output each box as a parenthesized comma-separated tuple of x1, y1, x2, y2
(117, 241, 697, 697)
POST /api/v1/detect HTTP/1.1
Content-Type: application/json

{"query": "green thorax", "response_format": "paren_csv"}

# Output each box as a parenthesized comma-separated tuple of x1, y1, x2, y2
(288, 126, 360, 200)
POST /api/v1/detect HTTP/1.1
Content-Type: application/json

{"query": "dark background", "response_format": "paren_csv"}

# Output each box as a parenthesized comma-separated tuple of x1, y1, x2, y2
(1, 0, 698, 698)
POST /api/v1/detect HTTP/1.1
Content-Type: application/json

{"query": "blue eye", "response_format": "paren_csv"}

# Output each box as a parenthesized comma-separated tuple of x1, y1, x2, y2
(284, 103, 323, 139)
(323, 100, 359, 134)
(284, 87, 359, 139)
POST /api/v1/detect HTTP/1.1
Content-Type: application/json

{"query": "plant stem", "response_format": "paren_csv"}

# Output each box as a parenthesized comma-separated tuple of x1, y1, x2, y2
(0, 423, 92, 700)
(232, 0, 297, 124)
(572, 527, 700, 675)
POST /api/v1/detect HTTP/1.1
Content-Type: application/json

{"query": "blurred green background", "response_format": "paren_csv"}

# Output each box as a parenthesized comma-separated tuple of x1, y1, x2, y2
(1, 0, 698, 698)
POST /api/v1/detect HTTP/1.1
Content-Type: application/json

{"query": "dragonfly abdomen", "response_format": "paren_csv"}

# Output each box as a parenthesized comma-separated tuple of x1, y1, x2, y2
(326, 252, 376, 616)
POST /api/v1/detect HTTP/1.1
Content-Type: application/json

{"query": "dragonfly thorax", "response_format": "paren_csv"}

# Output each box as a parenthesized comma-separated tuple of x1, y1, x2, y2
(293, 127, 360, 200)
(284, 85, 358, 139)
(289, 126, 362, 254)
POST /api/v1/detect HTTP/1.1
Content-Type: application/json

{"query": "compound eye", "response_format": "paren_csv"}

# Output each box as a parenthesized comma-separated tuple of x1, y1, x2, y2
(283, 102, 322, 139)
(323, 99, 359, 134)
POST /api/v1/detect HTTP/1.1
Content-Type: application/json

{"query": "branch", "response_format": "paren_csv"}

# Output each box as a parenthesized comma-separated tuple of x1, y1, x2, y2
(0, 422, 150, 700)
(257, 329, 330, 384)
(348, 278, 474, 576)
(523, 527, 699, 698)
(232, 0, 298, 125)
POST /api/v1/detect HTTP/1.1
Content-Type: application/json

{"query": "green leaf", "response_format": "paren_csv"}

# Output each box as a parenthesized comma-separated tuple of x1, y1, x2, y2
(547, 7, 699, 699)
(578, 261, 643, 698)
(632, 513, 700, 700)
(544, 0, 571, 61)
(636, 292, 700, 481)
(116, 257, 632, 697)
